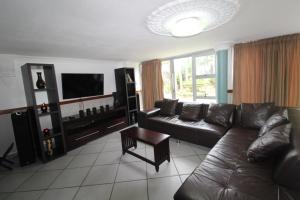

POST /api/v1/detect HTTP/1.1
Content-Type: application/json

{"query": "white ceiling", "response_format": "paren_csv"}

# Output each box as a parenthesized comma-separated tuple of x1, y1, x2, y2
(0, 0, 299, 62)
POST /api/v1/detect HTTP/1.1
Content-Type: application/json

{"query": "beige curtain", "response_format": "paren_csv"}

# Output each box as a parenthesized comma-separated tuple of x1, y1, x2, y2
(141, 59, 164, 110)
(233, 34, 300, 107)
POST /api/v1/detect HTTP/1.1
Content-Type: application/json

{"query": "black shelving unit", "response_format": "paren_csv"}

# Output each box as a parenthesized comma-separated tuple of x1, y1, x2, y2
(21, 63, 67, 162)
(115, 68, 139, 125)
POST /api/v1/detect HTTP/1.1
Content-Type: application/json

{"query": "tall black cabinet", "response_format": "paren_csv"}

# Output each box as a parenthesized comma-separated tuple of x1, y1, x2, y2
(21, 63, 66, 162)
(115, 68, 138, 125)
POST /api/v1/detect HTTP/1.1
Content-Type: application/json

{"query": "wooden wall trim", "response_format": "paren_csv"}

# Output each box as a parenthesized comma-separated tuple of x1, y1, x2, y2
(0, 94, 113, 116)
(0, 107, 29, 115)
(59, 94, 112, 105)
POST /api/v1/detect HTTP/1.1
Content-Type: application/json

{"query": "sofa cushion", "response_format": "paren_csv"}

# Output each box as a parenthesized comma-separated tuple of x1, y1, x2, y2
(259, 109, 289, 137)
(179, 104, 202, 121)
(204, 104, 236, 128)
(147, 115, 226, 147)
(174, 127, 279, 200)
(247, 123, 292, 162)
(149, 116, 225, 137)
(159, 99, 178, 116)
(155, 100, 183, 115)
(241, 103, 275, 129)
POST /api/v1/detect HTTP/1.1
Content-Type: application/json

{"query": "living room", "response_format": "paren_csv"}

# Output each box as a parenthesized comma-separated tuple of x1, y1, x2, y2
(0, 0, 299, 200)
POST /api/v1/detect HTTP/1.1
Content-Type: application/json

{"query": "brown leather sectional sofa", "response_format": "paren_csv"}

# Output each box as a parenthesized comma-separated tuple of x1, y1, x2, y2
(137, 101, 300, 200)
(138, 101, 230, 147)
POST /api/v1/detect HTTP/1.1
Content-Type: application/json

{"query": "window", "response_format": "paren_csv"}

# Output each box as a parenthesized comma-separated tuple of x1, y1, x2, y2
(161, 51, 216, 103)
(195, 54, 216, 103)
(174, 57, 193, 101)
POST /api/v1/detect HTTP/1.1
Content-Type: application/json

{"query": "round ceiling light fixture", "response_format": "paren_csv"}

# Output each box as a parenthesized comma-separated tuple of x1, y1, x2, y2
(146, 0, 240, 37)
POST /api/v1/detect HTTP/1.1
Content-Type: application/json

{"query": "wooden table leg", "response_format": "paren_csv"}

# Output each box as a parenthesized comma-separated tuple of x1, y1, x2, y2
(166, 139, 170, 162)
(121, 133, 136, 155)
(133, 139, 137, 149)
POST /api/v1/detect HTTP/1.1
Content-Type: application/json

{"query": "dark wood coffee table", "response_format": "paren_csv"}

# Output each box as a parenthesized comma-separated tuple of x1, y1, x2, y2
(120, 127, 170, 172)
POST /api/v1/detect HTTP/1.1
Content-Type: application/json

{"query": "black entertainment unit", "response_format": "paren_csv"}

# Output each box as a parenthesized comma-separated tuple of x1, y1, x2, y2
(63, 106, 128, 150)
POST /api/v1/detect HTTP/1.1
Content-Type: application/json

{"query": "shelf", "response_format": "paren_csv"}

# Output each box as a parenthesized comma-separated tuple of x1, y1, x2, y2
(34, 88, 55, 92)
(128, 95, 136, 99)
(62, 106, 127, 123)
(34, 88, 47, 92)
(43, 133, 62, 140)
(115, 68, 138, 126)
(22, 63, 66, 163)
(38, 110, 59, 117)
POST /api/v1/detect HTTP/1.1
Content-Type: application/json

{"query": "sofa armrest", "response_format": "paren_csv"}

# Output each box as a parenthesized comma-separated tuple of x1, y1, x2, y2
(141, 108, 161, 116)
(137, 108, 160, 128)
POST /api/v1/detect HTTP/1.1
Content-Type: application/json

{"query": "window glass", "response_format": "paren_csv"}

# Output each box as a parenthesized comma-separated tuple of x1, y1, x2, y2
(174, 57, 193, 101)
(161, 60, 172, 99)
(195, 54, 216, 101)
(196, 55, 215, 75)
(196, 78, 216, 97)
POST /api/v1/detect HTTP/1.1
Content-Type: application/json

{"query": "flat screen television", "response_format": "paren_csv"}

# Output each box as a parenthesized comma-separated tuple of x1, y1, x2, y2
(61, 73, 104, 99)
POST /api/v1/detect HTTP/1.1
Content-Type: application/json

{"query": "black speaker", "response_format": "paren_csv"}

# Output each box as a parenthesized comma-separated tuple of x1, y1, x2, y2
(11, 111, 36, 166)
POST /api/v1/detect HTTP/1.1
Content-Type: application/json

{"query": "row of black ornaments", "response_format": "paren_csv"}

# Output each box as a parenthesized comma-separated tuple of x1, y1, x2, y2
(79, 105, 110, 118)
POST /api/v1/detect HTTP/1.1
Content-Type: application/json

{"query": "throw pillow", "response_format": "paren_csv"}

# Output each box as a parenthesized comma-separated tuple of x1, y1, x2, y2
(204, 104, 236, 128)
(258, 109, 289, 137)
(159, 99, 178, 116)
(247, 123, 292, 162)
(179, 104, 202, 121)
(241, 103, 275, 129)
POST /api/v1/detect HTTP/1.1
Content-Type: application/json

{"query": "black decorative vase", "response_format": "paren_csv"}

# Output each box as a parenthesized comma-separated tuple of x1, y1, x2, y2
(100, 106, 104, 113)
(79, 110, 85, 118)
(86, 108, 91, 116)
(36, 72, 46, 89)
(92, 107, 97, 115)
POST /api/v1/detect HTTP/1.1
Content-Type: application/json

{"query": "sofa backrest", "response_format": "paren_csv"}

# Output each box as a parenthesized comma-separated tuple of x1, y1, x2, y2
(233, 104, 286, 128)
(154, 100, 210, 118)
(154, 100, 235, 125)
(273, 108, 300, 198)
(154, 100, 186, 116)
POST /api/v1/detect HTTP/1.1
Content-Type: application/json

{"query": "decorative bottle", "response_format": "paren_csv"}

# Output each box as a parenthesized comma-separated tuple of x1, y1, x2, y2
(36, 72, 46, 89)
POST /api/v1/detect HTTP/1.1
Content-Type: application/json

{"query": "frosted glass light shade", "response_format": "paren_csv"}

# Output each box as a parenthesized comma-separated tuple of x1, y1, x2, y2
(147, 0, 240, 37)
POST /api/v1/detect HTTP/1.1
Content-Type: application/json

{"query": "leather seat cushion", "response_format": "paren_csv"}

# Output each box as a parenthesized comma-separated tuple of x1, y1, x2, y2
(149, 116, 226, 136)
(147, 115, 226, 147)
(174, 128, 278, 200)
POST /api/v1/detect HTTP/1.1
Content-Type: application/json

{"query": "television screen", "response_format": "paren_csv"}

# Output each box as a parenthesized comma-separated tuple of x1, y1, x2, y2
(61, 73, 104, 99)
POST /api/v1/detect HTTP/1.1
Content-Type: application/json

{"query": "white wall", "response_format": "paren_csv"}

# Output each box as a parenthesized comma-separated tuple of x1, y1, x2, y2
(0, 54, 125, 155)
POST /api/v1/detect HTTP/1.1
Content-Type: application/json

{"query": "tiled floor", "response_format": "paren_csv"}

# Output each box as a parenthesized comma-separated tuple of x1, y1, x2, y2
(0, 126, 210, 200)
